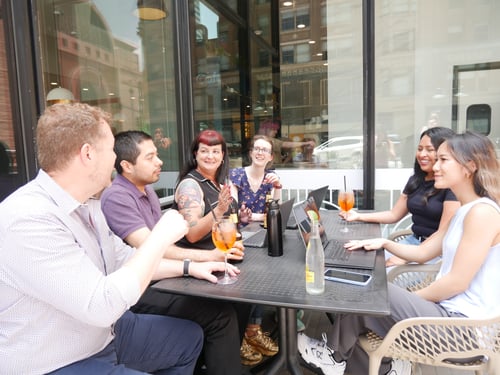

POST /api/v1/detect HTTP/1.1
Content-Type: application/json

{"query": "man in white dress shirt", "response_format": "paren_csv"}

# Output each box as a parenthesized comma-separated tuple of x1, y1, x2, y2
(0, 103, 234, 374)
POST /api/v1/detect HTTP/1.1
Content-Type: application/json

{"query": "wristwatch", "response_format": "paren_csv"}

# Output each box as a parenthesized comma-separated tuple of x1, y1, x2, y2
(183, 259, 191, 277)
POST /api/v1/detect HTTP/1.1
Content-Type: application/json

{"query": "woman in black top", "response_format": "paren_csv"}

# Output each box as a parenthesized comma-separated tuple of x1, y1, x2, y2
(341, 127, 460, 267)
(173, 130, 253, 368)
(173, 129, 241, 251)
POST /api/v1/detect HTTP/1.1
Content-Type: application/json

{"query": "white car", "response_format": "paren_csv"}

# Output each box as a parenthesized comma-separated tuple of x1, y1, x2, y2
(313, 136, 363, 168)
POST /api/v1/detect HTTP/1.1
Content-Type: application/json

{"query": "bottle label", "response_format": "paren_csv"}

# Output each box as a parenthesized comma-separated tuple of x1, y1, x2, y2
(230, 213, 238, 224)
(305, 266, 315, 283)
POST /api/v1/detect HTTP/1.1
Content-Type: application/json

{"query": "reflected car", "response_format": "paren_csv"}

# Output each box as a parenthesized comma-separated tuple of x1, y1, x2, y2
(313, 136, 363, 168)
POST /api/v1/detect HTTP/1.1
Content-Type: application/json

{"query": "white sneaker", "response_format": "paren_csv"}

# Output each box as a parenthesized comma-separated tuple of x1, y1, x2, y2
(386, 358, 412, 375)
(297, 332, 346, 375)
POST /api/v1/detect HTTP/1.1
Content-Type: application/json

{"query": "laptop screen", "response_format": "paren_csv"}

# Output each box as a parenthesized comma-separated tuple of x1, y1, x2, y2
(307, 185, 329, 210)
(293, 199, 329, 248)
(278, 197, 295, 232)
(287, 185, 329, 229)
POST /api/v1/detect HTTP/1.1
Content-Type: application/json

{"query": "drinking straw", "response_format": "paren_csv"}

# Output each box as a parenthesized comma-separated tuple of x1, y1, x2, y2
(343, 175, 347, 192)
(207, 197, 218, 221)
(207, 197, 230, 249)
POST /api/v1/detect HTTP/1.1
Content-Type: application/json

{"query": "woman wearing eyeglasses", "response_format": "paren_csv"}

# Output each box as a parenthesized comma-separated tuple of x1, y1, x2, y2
(229, 135, 282, 223)
(229, 135, 284, 366)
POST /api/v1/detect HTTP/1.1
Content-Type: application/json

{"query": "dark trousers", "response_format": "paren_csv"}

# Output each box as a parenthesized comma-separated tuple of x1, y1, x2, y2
(48, 310, 203, 374)
(132, 287, 251, 375)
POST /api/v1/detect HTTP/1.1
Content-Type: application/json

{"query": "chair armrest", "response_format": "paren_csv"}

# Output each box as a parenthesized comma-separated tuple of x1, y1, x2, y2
(387, 263, 441, 291)
(387, 228, 413, 242)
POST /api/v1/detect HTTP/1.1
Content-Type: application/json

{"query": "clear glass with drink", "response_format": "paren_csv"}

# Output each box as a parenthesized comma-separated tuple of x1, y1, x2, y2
(338, 190, 355, 233)
(212, 216, 237, 284)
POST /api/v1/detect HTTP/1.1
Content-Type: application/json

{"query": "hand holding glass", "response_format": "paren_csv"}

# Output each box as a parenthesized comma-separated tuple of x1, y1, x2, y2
(338, 190, 355, 233)
(212, 217, 237, 284)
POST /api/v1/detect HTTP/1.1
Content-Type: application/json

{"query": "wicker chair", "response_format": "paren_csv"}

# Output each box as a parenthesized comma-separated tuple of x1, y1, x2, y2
(359, 263, 500, 375)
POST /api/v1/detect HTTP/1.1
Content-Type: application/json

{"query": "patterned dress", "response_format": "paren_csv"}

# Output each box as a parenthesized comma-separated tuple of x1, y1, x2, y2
(229, 167, 276, 213)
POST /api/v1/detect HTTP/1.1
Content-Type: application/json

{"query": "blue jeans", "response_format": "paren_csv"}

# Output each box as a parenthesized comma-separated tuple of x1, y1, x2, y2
(48, 311, 203, 374)
(249, 304, 264, 325)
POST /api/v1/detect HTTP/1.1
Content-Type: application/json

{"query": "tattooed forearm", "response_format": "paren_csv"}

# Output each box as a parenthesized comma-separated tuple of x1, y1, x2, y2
(175, 178, 204, 228)
(183, 209, 199, 227)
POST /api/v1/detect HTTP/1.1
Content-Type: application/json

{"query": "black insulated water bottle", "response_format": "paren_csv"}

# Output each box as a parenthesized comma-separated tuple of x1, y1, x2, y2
(267, 199, 283, 257)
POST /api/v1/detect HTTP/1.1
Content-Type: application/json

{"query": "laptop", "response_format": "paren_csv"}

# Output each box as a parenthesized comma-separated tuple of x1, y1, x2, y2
(242, 197, 295, 248)
(286, 185, 329, 229)
(292, 201, 376, 269)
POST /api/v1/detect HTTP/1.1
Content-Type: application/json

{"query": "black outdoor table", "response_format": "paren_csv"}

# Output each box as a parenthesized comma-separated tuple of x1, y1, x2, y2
(153, 211, 389, 374)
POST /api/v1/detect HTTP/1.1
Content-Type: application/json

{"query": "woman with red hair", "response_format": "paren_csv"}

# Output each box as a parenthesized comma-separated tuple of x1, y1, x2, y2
(173, 130, 253, 370)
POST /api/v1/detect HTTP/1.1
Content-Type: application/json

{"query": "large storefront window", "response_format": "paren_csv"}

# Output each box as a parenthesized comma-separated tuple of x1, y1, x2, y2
(191, 1, 245, 169)
(376, 1, 500, 169)
(36, 0, 179, 196)
(189, 0, 500, 213)
(28, 0, 500, 208)
(191, 1, 364, 171)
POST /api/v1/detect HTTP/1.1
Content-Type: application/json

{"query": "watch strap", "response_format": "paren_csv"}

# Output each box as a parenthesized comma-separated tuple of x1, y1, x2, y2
(183, 259, 191, 277)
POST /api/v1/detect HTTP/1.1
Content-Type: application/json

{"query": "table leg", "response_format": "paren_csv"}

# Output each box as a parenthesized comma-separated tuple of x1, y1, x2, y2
(263, 307, 287, 374)
(264, 307, 303, 375)
(285, 308, 303, 375)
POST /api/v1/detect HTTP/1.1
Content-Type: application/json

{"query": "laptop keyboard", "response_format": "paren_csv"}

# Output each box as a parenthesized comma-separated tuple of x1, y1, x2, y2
(323, 239, 351, 261)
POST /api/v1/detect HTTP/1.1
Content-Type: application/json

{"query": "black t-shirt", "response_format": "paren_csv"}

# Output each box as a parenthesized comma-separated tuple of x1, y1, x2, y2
(404, 179, 457, 238)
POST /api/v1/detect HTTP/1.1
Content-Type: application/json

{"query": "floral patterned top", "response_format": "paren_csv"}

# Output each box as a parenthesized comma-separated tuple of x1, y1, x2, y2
(229, 167, 276, 213)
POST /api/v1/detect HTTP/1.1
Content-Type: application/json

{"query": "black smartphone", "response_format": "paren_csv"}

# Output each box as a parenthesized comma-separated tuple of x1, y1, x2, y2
(324, 268, 372, 286)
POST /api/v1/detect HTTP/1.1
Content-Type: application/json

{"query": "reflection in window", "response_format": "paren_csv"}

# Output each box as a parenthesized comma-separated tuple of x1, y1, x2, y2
(282, 45, 294, 64)
(36, 0, 180, 175)
(282, 80, 311, 107)
(296, 8, 310, 28)
(281, 8, 310, 31)
(281, 12, 294, 31)
(296, 44, 311, 63)
(466, 104, 491, 135)
(0, 9, 20, 200)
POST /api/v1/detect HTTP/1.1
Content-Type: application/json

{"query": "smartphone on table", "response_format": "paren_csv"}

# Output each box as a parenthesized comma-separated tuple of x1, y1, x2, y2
(324, 268, 372, 286)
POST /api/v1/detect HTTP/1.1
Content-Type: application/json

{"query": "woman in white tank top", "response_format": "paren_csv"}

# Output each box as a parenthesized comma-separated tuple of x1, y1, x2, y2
(296, 131, 500, 375)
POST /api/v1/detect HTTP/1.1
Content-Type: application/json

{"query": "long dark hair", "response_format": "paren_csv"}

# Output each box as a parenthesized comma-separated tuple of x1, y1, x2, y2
(178, 129, 229, 184)
(404, 127, 455, 198)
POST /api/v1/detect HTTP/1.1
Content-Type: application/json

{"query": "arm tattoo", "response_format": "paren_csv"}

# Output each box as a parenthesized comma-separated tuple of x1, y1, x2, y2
(176, 179, 205, 228)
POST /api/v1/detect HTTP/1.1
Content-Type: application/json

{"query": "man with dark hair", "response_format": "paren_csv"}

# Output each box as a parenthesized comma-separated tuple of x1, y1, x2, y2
(0, 103, 236, 374)
(101, 130, 243, 375)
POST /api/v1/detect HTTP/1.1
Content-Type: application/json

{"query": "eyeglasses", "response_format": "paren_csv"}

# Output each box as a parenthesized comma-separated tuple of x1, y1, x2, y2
(252, 147, 272, 155)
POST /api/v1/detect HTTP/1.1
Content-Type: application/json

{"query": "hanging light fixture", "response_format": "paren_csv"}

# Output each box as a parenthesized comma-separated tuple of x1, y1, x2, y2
(46, 87, 75, 105)
(134, 0, 168, 21)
